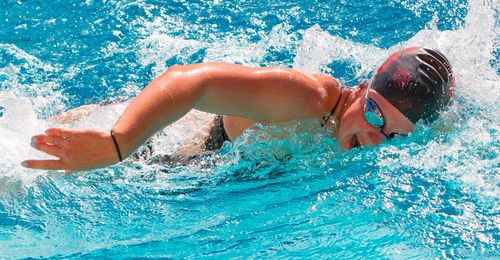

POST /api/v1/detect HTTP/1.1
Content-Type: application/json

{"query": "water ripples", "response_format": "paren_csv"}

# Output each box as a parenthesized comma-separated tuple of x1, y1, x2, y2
(0, 0, 498, 258)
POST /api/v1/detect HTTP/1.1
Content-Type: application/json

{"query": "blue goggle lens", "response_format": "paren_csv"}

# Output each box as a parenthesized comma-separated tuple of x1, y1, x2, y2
(364, 99, 384, 128)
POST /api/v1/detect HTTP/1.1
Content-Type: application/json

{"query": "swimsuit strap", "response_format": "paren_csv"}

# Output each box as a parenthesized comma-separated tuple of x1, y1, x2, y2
(321, 86, 345, 127)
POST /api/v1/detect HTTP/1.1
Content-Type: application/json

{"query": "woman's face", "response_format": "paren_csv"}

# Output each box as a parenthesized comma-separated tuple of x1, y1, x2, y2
(336, 84, 415, 150)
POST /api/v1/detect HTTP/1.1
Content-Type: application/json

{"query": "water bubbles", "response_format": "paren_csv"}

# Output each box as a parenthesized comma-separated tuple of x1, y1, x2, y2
(0, 0, 498, 258)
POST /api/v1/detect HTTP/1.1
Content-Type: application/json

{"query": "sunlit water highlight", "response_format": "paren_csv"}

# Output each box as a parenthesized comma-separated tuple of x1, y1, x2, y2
(0, 0, 498, 258)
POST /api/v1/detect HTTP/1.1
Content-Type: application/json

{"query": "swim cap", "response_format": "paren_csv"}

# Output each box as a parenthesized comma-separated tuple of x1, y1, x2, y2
(369, 47, 455, 123)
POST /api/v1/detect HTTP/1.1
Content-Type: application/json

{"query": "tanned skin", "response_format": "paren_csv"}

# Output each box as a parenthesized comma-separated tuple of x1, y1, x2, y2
(22, 63, 341, 173)
(22, 62, 414, 174)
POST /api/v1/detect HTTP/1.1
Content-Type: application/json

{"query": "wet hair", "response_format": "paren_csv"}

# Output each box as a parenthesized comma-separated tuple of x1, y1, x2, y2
(369, 47, 455, 123)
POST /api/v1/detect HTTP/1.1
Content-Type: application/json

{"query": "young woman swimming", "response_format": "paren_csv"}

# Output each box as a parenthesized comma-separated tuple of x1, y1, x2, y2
(22, 46, 455, 173)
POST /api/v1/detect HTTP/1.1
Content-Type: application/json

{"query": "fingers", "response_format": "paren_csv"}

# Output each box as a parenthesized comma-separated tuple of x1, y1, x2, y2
(22, 160, 79, 175)
(22, 128, 73, 171)
(45, 127, 73, 138)
(24, 127, 114, 174)
(30, 127, 73, 150)
(32, 134, 67, 147)
(31, 142, 65, 158)
(21, 159, 66, 170)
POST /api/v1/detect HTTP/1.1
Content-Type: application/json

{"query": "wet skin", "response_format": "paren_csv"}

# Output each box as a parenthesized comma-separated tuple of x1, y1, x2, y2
(22, 63, 414, 173)
(222, 81, 414, 150)
(335, 83, 414, 150)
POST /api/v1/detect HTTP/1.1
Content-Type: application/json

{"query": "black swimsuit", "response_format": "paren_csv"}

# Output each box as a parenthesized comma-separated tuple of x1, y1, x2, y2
(203, 115, 230, 151)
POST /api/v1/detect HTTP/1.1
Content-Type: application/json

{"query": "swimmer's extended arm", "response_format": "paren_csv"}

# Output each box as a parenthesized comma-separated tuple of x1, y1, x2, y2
(113, 63, 339, 156)
(22, 63, 340, 172)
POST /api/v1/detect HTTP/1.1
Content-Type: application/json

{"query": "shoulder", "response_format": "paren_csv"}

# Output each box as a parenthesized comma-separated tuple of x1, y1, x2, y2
(307, 73, 341, 90)
(306, 73, 342, 111)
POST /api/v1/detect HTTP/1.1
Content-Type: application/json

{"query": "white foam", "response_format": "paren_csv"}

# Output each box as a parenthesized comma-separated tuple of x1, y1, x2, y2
(293, 0, 499, 199)
(137, 32, 208, 75)
(0, 44, 67, 116)
(294, 0, 499, 105)
(0, 92, 51, 186)
(1, 0, 498, 198)
(136, 19, 300, 74)
(293, 24, 384, 77)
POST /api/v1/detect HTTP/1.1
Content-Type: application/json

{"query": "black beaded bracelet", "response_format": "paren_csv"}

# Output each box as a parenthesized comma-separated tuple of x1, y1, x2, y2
(110, 130, 123, 162)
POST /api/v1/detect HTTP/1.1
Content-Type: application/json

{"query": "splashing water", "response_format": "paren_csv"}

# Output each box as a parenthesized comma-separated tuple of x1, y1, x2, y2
(0, 0, 498, 258)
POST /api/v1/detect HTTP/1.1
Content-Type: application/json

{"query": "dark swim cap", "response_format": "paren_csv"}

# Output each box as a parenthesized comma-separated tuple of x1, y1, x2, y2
(369, 47, 455, 123)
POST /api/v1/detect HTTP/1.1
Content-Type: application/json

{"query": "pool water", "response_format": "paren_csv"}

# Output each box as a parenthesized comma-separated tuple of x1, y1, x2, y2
(1, 0, 499, 258)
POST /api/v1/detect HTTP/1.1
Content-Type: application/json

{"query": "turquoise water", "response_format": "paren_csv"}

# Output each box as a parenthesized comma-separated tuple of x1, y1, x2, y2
(1, 0, 499, 258)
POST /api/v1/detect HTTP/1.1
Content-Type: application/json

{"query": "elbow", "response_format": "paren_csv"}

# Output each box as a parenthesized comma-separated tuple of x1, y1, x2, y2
(160, 64, 185, 79)
(161, 63, 210, 81)
(154, 64, 207, 103)
(156, 65, 199, 85)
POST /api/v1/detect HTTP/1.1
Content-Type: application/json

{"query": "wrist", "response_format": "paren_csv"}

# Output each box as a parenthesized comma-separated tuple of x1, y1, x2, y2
(110, 130, 123, 162)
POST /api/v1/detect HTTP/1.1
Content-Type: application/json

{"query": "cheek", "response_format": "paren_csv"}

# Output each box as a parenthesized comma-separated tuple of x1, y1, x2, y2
(338, 107, 366, 137)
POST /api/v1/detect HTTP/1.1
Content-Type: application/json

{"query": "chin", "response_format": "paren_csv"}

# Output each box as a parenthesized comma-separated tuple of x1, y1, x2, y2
(338, 138, 351, 151)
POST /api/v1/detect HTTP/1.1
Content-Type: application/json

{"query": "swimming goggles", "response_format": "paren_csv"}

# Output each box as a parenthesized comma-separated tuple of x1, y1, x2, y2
(364, 92, 407, 140)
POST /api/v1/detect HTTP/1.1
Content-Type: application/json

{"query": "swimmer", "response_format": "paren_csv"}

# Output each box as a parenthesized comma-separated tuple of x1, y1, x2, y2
(22, 47, 455, 173)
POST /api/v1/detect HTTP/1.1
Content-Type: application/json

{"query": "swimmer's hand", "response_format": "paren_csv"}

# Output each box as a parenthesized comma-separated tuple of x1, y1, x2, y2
(22, 128, 120, 175)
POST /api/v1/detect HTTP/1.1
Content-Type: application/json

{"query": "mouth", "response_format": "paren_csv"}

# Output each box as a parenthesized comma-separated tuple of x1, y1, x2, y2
(349, 135, 361, 149)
